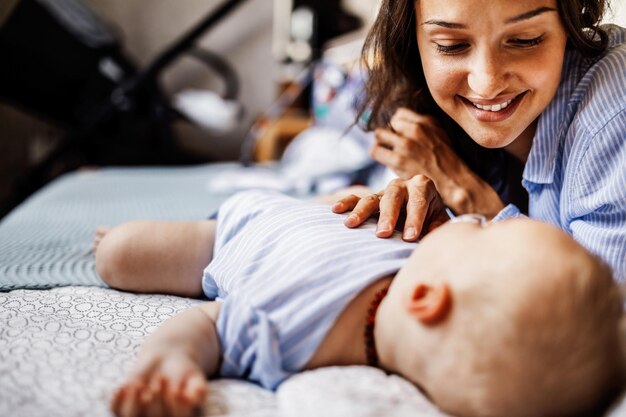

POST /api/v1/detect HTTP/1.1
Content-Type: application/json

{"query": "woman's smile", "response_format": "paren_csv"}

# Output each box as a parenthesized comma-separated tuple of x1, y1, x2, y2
(459, 91, 527, 123)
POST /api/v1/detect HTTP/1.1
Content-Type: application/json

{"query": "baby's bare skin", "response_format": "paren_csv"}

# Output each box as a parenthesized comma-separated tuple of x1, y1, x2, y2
(111, 302, 222, 417)
(111, 351, 207, 417)
(94, 220, 217, 297)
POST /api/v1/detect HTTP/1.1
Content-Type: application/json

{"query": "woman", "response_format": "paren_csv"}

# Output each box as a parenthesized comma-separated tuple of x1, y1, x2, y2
(333, 0, 626, 282)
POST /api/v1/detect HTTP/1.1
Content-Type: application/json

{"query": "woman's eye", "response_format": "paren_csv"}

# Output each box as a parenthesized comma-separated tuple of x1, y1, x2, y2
(510, 35, 544, 48)
(434, 43, 469, 55)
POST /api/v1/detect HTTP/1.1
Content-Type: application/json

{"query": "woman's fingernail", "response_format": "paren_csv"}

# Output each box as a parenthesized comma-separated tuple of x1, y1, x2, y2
(404, 227, 416, 240)
(345, 214, 358, 226)
(377, 221, 391, 234)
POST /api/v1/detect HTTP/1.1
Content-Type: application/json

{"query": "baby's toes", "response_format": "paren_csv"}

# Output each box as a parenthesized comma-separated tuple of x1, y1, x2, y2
(95, 226, 111, 236)
(92, 227, 110, 253)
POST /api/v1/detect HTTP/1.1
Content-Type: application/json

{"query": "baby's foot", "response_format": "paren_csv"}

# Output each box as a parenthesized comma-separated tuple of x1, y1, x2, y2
(92, 226, 110, 253)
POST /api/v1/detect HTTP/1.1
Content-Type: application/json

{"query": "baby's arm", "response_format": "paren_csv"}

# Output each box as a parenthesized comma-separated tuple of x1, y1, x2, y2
(111, 301, 222, 417)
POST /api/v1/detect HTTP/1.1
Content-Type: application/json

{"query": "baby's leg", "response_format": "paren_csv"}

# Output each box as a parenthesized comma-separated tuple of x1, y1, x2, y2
(95, 220, 216, 297)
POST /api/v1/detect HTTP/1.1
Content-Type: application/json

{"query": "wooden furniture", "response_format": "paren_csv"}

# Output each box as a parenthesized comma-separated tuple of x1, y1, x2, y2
(253, 111, 311, 162)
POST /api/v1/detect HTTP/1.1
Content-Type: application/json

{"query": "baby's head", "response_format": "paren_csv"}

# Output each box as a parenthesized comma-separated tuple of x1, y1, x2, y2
(376, 217, 624, 417)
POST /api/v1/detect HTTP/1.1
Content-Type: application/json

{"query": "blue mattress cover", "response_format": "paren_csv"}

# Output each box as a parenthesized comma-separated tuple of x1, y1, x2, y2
(0, 163, 240, 290)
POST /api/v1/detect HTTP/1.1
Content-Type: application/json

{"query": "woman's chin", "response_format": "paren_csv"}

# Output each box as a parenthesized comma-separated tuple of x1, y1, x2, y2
(465, 131, 516, 150)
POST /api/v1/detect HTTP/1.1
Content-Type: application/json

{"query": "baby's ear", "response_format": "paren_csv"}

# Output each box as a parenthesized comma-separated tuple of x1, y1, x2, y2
(406, 282, 452, 325)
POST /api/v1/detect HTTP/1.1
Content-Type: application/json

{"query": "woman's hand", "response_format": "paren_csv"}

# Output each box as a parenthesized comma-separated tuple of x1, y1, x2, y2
(371, 107, 506, 218)
(332, 175, 449, 241)
(371, 108, 453, 180)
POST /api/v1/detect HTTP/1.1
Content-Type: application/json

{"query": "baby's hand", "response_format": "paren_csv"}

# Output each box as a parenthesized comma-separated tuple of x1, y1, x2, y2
(111, 349, 208, 417)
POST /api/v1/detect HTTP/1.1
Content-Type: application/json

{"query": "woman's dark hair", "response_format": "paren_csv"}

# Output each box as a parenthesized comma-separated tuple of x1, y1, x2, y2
(357, 0, 610, 210)
(559, 0, 609, 56)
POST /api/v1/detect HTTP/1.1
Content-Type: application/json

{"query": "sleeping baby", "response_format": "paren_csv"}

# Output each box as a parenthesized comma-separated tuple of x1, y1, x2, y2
(95, 190, 624, 417)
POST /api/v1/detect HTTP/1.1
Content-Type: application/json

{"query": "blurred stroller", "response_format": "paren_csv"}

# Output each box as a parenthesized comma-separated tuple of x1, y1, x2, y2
(0, 0, 246, 212)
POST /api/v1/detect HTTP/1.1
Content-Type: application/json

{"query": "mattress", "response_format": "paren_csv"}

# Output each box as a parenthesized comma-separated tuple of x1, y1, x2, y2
(0, 164, 239, 290)
(0, 163, 624, 417)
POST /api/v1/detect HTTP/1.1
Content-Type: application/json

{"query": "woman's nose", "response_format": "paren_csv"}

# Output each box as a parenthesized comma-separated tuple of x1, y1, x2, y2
(466, 48, 508, 98)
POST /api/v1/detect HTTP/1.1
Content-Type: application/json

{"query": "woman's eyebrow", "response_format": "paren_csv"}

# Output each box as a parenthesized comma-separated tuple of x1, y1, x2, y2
(505, 6, 557, 24)
(421, 6, 557, 29)
(421, 19, 465, 29)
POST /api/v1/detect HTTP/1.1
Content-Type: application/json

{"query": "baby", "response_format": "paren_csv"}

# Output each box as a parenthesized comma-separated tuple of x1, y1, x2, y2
(95, 190, 624, 417)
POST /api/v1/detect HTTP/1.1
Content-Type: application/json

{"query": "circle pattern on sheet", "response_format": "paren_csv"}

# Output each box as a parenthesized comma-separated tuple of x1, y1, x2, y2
(0, 286, 278, 417)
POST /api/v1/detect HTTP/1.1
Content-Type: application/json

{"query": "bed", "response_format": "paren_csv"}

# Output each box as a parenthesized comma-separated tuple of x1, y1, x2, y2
(1, 163, 624, 417)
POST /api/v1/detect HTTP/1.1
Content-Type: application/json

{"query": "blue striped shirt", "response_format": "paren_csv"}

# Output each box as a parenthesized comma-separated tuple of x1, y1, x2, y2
(203, 190, 414, 389)
(494, 24, 626, 283)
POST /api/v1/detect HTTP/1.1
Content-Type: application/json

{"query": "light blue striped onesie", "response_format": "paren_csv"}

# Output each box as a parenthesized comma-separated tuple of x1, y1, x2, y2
(202, 190, 415, 389)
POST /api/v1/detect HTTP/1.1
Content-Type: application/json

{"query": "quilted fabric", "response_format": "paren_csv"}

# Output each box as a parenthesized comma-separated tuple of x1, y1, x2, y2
(0, 286, 278, 417)
(0, 163, 237, 290)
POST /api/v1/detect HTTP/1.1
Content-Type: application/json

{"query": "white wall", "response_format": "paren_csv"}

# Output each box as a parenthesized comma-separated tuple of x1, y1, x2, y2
(606, 1, 626, 26)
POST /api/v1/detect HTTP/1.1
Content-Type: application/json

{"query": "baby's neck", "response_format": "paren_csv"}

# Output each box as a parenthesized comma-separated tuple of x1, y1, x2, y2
(304, 276, 394, 370)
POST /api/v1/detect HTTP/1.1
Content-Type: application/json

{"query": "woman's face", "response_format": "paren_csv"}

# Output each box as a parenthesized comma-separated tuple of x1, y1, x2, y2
(414, 0, 568, 161)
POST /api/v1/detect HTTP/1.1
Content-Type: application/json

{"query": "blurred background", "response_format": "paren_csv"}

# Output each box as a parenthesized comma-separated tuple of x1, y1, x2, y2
(0, 0, 624, 219)
(0, 0, 379, 217)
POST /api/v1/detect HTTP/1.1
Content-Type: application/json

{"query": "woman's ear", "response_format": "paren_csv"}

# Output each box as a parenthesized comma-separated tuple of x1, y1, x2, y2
(406, 282, 451, 325)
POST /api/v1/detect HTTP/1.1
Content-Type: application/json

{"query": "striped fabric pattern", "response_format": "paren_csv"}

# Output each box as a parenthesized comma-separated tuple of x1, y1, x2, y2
(496, 24, 626, 283)
(203, 190, 415, 389)
(0, 163, 238, 290)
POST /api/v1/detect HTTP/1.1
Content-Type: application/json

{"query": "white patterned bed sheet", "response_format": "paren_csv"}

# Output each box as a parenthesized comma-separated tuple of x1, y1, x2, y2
(1, 286, 626, 417)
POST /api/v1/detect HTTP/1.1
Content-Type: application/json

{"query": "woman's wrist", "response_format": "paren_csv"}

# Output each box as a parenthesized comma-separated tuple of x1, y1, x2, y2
(429, 160, 505, 218)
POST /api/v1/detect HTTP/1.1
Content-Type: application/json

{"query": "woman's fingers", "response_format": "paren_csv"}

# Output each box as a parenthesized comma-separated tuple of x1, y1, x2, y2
(344, 193, 382, 228)
(331, 194, 361, 214)
(374, 128, 401, 148)
(390, 108, 437, 135)
(376, 180, 408, 238)
(391, 107, 426, 124)
(402, 176, 432, 241)
(369, 143, 398, 171)
(372, 126, 433, 180)
(371, 129, 406, 172)
(334, 176, 449, 241)
(403, 176, 440, 241)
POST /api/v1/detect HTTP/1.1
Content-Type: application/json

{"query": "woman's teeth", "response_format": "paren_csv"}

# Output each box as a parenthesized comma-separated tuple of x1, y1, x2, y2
(471, 98, 514, 112)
